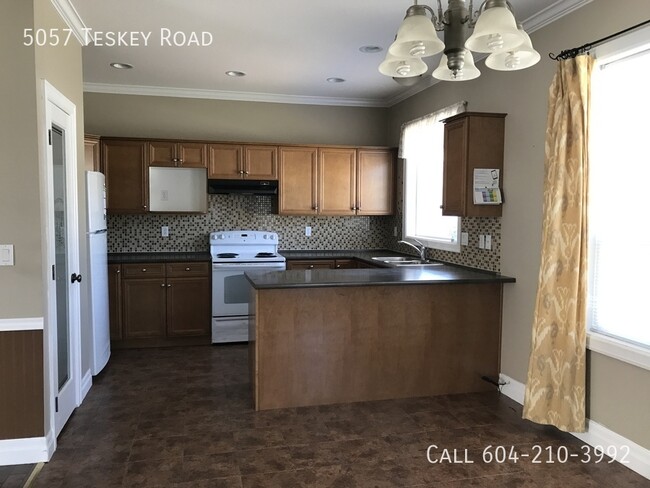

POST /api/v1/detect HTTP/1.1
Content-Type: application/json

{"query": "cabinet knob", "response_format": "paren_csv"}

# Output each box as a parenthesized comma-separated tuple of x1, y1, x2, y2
(116, 269, 120, 274)
(244, 171, 249, 175)
(336, 264, 341, 268)
(143, 205, 147, 209)
(308, 265, 314, 269)
(142, 268, 147, 272)
(185, 267, 191, 271)
(167, 284, 172, 287)
(160, 283, 165, 287)
(239, 170, 245, 175)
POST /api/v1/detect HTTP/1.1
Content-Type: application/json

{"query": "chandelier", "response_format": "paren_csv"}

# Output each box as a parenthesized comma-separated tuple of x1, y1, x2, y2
(379, 0, 540, 82)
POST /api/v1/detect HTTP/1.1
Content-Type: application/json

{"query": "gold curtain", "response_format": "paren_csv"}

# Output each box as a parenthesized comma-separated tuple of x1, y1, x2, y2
(523, 55, 593, 433)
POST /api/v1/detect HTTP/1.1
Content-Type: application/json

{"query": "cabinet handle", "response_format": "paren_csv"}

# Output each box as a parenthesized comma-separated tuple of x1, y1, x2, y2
(336, 264, 341, 268)
(239, 170, 245, 175)
(142, 268, 147, 272)
(143, 205, 147, 209)
(312, 205, 319, 211)
(308, 265, 314, 269)
(244, 170, 249, 175)
(167, 284, 172, 287)
(185, 267, 191, 271)
(160, 283, 165, 287)
(116, 269, 120, 274)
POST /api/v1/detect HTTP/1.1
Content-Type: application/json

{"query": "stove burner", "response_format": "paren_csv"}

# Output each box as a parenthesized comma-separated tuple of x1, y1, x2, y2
(255, 252, 277, 258)
(216, 253, 239, 259)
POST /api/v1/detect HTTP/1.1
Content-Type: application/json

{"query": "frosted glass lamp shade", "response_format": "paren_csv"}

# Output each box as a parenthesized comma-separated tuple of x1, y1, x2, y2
(485, 29, 540, 70)
(432, 52, 480, 81)
(465, 6, 525, 53)
(388, 14, 444, 58)
(379, 52, 428, 78)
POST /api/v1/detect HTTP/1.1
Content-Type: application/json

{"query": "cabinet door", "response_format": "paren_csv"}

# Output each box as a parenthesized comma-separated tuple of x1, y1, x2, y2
(122, 278, 167, 339)
(334, 259, 357, 269)
(108, 264, 122, 341)
(319, 148, 356, 216)
(84, 135, 101, 172)
(279, 147, 318, 215)
(442, 118, 468, 216)
(102, 139, 148, 213)
(357, 149, 395, 215)
(166, 276, 211, 337)
(149, 141, 176, 167)
(286, 260, 335, 270)
(208, 144, 243, 179)
(178, 143, 207, 168)
(245, 145, 278, 180)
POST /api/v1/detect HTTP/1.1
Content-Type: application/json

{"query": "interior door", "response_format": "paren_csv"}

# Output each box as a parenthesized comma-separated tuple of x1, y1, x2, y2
(45, 83, 82, 437)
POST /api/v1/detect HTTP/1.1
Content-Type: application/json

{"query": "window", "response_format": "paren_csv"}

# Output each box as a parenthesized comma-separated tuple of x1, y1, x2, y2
(588, 27, 650, 366)
(400, 102, 465, 252)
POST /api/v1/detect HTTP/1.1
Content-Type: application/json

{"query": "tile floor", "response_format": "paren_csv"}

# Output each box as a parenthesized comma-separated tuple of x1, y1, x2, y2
(30, 345, 648, 487)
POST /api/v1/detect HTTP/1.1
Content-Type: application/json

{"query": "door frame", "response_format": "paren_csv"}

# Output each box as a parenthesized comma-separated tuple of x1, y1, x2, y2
(40, 80, 82, 440)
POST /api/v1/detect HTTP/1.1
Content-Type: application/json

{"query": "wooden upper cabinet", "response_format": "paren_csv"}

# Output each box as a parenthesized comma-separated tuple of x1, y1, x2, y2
(149, 141, 207, 168)
(84, 135, 101, 172)
(102, 139, 148, 214)
(442, 112, 506, 217)
(357, 149, 395, 215)
(208, 144, 242, 179)
(319, 148, 356, 216)
(279, 147, 318, 215)
(209, 144, 278, 180)
(245, 145, 278, 179)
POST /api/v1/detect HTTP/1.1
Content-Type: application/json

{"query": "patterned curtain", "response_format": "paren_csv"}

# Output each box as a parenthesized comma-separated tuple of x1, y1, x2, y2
(523, 55, 594, 433)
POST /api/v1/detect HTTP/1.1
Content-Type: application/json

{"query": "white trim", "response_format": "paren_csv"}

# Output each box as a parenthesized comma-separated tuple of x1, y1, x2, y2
(81, 369, 93, 401)
(0, 430, 55, 466)
(499, 374, 650, 480)
(51, 0, 90, 46)
(49, 0, 90, 46)
(587, 333, 650, 371)
(0, 317, 44, 332)
(83, 82, 387, 108)
(521, 0, 594, 34)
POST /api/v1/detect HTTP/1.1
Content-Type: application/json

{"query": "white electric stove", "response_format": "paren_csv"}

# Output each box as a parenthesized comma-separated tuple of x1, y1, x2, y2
(209, 231, 286, 343)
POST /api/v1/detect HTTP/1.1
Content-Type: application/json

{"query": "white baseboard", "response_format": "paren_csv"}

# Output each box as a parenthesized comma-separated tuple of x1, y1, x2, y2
(0, 317, 44, 332)
(81, 369, 93, 402)
(0, 429, 55, 466)
(499, 373, 650, 480)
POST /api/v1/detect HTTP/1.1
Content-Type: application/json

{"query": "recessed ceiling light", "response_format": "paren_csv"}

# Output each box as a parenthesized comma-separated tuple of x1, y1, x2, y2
(359, 45, 383, 54)
(225, 71, 246, 77)
(326, 77, 346, 83)
(110, 62, 133, 69)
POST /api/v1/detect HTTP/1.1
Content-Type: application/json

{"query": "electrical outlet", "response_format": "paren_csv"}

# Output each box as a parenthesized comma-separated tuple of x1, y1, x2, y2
(0, 244, 14, 266)
(478, 234, 485, 249)
(161, 226, 169, 237)
(461, 232, 468, 246)
(305, 226, 312, 237)
(485, 234, 491, 250)
(393, 226, 398, 237)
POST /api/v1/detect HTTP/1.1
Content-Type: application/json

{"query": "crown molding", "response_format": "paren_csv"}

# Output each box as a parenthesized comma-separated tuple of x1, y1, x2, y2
(83, 82, 389, 108)
(50, 0, 90, 46)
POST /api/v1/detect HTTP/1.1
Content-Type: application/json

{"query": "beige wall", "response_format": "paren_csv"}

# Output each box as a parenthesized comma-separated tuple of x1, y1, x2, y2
(0, 1, 41, 319)
(84, 93, 390, 146)
(389, 0, 650, 448)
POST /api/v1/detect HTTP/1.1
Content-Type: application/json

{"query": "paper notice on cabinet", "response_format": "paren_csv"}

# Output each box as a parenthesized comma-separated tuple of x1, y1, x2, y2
(473, 169, 502, 205)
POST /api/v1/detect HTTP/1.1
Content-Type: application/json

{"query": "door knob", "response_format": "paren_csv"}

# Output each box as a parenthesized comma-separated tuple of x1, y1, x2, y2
(70, 273, 82, 284)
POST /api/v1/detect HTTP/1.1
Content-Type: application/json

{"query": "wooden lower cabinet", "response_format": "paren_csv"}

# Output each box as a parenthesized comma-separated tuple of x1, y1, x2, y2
(111, 261, 211, 347)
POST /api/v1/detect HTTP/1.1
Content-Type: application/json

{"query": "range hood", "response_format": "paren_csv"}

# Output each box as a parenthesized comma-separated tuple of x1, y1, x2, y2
(207, 179, 278, 195)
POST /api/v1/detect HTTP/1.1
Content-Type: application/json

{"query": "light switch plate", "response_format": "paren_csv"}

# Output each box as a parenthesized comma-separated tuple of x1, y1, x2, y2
(161, 226, 169, 237)
(461, 232, 468, 246)
(305, 226, 312, 237)
(478, 235, 485, 249)
(485, 234, 492, 250)
(0, 244, 15, 266)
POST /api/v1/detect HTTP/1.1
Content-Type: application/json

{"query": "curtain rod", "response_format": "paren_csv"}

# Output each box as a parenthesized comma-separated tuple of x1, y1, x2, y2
(549, 19, 650, 61)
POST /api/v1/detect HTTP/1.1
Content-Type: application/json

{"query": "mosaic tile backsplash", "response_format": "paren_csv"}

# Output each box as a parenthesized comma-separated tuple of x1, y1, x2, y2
(109, 191, 501, 272)
(108, 194, 394, 253)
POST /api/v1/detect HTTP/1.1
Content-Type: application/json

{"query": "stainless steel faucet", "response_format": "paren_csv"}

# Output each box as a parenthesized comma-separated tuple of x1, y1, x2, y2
(398, 238, 427, 261)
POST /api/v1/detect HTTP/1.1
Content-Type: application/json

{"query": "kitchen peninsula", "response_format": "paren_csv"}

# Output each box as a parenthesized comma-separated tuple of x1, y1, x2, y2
(246, 263, 515, 411)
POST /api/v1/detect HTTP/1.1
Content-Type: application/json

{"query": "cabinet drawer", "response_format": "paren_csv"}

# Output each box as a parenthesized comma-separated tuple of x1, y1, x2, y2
(122, 263, 166, 278)
(166, 262, 210, 277)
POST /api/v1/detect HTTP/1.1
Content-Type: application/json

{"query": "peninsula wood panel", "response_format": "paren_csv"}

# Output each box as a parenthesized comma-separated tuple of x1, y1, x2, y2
(0, 330, 44, 439)
(251, 283, 502, 410)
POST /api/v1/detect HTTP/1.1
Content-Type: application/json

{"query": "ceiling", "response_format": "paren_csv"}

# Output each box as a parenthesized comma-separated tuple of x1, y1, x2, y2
(66, 0, 591, 107)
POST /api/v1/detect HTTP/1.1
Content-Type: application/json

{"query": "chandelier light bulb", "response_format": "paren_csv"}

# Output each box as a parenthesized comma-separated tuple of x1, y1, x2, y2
(486, 33, 505, 51)
(396, 62, 413, 76)
(505, 53, 521, 69)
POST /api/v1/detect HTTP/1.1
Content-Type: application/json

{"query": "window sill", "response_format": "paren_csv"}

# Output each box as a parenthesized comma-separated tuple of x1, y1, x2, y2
(587, 332, 650, 371)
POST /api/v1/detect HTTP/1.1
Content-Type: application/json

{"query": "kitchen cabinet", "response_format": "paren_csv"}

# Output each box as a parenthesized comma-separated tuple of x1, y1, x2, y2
(108, 264, 122, 341)
(102, 139, 148, 214)
(113, 262, 211, 347)
(279, 146, 394, 216)
(149, 141, 207, 168)
(84, 135, 101, 172)
(442, 112, 506, 217)
(208, 144, 278, 180)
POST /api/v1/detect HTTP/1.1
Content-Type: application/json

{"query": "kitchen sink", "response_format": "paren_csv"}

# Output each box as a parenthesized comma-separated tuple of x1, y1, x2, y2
(371, 256, 444, 267)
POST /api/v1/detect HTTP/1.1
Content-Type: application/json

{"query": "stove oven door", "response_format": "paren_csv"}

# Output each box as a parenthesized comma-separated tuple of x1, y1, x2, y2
(211, 262, 285, 343)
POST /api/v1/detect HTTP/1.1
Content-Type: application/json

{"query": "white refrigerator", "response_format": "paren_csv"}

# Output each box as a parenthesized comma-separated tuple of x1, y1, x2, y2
(86, 171, 110, 375)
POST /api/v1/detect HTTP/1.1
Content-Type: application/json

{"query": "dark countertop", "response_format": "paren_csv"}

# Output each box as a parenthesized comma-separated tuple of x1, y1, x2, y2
(246, 264, 516, 290)
(279, 249, 415, 267)
(108, 252, 211, 264)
